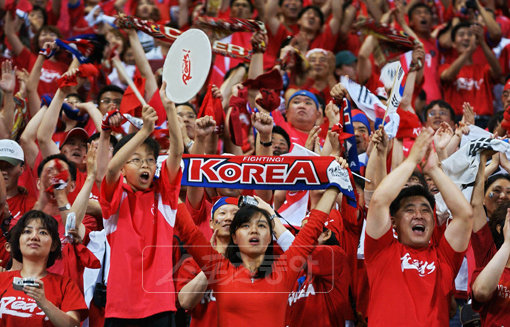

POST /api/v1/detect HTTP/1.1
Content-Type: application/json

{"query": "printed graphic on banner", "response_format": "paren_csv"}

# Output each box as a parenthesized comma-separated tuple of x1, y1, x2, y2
(181, 155, 356, 205)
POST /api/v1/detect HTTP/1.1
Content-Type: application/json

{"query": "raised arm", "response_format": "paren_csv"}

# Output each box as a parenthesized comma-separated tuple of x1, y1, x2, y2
(440, 40, 476, 82)
(4, 12, 24, 56)
(105, 105, 157, 186)
(64, 142, 98, 241)
(127, 29, 158, 102)
(476, 0, 501, 44)
(365, 126, 389, 198)
(329, 0, 344, 36)
(160, 82, 184, 184)
(252, 112, 273, 203)
(366, 128, 434, 239)
(262, 0, 282, 35)
(37, 87, 66, 158)
(472, 24, 501, 81)
(19, 106, 46, 169)
(423, 145, 473, 252)
(472, 209, 510, 302)
(0, 60, 17, 138)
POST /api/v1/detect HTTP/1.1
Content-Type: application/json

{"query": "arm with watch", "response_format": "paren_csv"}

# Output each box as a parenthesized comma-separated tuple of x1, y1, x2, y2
(58, 142, 99, 241)
(252, 112, 274, 203)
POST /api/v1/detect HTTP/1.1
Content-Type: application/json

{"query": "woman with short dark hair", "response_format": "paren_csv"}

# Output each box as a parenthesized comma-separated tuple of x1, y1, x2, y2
(0, 210, 87, 326)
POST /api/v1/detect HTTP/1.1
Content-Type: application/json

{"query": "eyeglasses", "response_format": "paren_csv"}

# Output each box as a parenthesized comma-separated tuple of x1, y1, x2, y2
(428, 110, 449, 117)
(126, 158, 156, 167)
(100, 98, 122, 106)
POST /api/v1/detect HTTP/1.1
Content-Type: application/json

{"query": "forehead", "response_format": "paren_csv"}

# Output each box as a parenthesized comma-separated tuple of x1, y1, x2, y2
(25, 218, 46, 229)
(176, 105, 195, 114)
(101, 91, 123, 101)
(489, 178, 510, 189)
(398, 195, 432, 210)
(302, 8, 319, 17)
(353, 121, 368, 130)
(63, 135, 87, 146)
(455, 27, 472, 38)
(411, 6, 431, 16)
(290, 95, 313, 103)
(309, 52, 327, 60)
(215, 204, 239, 214)
(272, 133, 287, 142)
(43, 158, 69, 171)
(232, 0, 250, 6)
(132, 144, 155, 157)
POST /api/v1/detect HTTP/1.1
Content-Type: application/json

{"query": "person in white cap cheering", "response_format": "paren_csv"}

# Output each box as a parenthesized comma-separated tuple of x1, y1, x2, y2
(0, 139, 37, 223)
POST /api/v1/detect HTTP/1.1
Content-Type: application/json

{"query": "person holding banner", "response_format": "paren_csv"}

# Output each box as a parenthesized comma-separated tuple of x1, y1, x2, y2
(364, 128, 474, 326)
(99, 82, 183, 326)
(174, 157, 350, 327)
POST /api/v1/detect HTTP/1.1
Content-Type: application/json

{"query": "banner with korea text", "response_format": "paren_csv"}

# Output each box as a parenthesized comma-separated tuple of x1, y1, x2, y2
(181, 154, 356, 206)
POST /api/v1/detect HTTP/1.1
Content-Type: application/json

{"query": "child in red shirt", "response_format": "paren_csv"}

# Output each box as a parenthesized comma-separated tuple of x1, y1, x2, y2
(100, 83, 183, 323)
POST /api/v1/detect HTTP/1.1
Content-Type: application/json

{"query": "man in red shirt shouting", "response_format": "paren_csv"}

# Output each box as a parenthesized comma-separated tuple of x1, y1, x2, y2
(364, 127, 473, 326)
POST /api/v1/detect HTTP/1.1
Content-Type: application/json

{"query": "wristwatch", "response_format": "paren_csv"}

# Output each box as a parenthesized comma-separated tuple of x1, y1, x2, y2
(58, 203, 71, 211)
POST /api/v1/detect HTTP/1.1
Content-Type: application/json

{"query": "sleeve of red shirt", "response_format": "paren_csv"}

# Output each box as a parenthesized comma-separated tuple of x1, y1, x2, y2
(283, 210, 329, 269)
(438, 234, 467, 278)
(364, 227, 394, 262)
(471, 223, 497, 269)
(59, 275, 89, 320)
(470, 267, 490, 312)
(175, 256, 201, 293)
(309, 245, 347, 277)
(174, 203, 229, 282)
(99, 175, 124, 220)
(158, 159, 182, 209)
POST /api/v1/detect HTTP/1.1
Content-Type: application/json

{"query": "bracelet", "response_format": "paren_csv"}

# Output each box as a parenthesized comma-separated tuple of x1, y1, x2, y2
(58, 203, 71, 211)
(260, 139, 272, 147)
(186, 140, 194, 149)
(269, 213, 277, 221)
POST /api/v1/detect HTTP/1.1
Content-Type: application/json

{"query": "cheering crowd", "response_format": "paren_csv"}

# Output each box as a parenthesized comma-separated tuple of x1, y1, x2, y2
(0, 0, 510, 326)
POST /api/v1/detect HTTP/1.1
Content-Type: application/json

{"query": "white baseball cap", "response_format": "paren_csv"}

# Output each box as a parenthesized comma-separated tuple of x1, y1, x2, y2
(0, 140, 24, 165)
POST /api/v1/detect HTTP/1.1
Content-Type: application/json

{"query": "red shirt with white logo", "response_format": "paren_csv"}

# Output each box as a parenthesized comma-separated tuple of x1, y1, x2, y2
(285, 245, 351, 327)
(439, 63, 494, 116)
(0, 270, 87, 327)
(175, 204, 330, 327)
(472, 267, 510, 327)
(13, 48, 68, 97)
(175, 256, 217, 327)
(364, 228, 464, 327)
(6, 191, 36, 223)
(100, 162, 181, 319)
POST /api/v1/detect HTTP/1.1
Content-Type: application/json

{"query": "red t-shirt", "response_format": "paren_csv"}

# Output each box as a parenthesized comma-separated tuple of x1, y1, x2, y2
(439, 63, 494, 116)
(364, 228, 465, 326)
(472, 267, 510, 327)
(0, 270, 87, 326)
(175, 256, 217, 327)
(100, 161, 181, 319)
(6, 191, 37, 222)
(499, 44, 510, 81)
(272, 110, 311, 147)
(285, 246, 351, 327)
(175, 204, 329, 327)
(184, 196, 213, 240)
(13, 48, 68, 97)
(420, 36, 442, 102)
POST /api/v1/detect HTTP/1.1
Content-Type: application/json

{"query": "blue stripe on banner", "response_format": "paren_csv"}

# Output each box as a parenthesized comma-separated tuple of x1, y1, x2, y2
(342, 99, 360, 172)
(180, 155, 357, 206)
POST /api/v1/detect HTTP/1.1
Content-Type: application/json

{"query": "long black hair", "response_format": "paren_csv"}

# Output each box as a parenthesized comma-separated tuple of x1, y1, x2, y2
(225, 206, 274, 279)
(9, 210, 62, 268)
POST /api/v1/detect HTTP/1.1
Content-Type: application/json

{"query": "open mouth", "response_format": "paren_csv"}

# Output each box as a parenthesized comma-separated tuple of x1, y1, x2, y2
(412, 224, 425, 235)
(249, 237, 260, 245)
(72, 151, 82, 158)
(140, 172, 150, 182)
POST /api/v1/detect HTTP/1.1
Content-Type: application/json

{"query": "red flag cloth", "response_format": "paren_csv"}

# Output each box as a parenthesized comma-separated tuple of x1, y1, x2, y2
(62, 242, 101, 293)
(57, 64, 100, 88)
(120, 69, 146, 116)
(243, 69, 283, 90)
(152, 129, 170, 151)
(256, 88, 280, 112)
(197, 85, 225, 134)
(148, 90, 167, 126)
(228, 87, 249, 147)
(396, 108, 422, 139)
(502, 106, 510, 134)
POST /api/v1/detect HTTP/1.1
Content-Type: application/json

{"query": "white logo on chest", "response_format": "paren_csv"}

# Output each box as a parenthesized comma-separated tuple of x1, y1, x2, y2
(400, 252, 436, 277)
